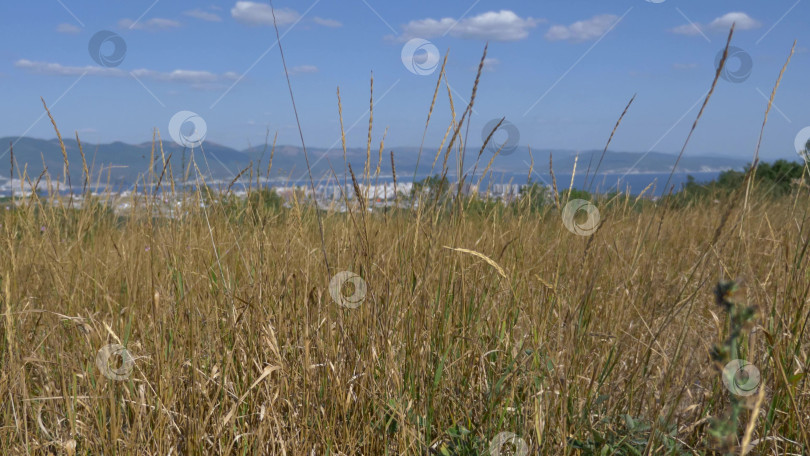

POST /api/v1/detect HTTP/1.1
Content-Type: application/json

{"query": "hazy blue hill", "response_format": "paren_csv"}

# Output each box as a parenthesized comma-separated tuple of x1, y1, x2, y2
(1, 137, 255, 184)
(0, 137, 751, 185)
(516, 149, 750, 175)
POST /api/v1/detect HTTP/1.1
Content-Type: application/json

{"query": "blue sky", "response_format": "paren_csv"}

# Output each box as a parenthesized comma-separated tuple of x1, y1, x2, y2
(1, 0, 807, 160)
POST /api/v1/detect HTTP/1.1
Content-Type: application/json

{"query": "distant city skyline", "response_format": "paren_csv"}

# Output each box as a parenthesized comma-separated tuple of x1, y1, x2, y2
(1, 0, 808, 160)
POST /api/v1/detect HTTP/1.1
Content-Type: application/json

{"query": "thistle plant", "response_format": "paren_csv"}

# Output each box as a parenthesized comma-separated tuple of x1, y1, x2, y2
(708, 280, 759, 453)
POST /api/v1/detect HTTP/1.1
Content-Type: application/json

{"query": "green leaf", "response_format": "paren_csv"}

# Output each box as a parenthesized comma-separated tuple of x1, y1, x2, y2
(788, 372, 805, 386)
(433, 353, 446, 389)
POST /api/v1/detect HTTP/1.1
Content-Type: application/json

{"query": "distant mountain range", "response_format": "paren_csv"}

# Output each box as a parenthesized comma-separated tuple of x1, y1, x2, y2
(0, 137, 751, 186)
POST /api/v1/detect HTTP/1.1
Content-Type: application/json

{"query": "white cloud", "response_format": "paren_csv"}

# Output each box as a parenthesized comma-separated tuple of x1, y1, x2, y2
(544, 14, 619, 42)
(290, 65, 318, 75)
(56, 23, 81, 34)
(669, 24, 703, 37)
(396, 10, 542, 42)
(130, 69, 238, 84)
(119, 18, 181, 31)
(672, 63, 699, 70)
(313, 17, 342, 27)
(709, 12, 761, 31)
(481, 58, 499, 72)
(231, 2, 299, 26)
(15, 59, 122, 77)
(189, 83, 230, 92)
(15, 59, 237, 85)
(670, 12, 761, 36)
(184, 9, 222, 22)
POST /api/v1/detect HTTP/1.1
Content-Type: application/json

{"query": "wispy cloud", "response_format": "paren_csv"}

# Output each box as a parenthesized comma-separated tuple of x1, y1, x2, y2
(313, 17, 342, 28)
(545, 14, 619, 42)
(393, 10, 542, 42)
(15, 60, 237, 85)
(15, 60, 120, 77)
(670, 12, 761, 36)
(672, 63, 699, 70)
(669, 24, 703, 37)
(130, 69, 239, 84)
(184, 9, 222, 22)
(119, 17, 181, 31)
(289, 65, 319, 75)
(56, 23, 81, 34)
(481, 58, 499, 72)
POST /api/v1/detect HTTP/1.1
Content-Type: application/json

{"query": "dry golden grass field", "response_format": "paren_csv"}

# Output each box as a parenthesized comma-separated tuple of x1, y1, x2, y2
(1, 30, 809, 456)
(1, 168, 809, 455)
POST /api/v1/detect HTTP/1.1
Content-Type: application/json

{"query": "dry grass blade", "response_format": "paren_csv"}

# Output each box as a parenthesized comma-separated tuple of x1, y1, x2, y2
(741, 40, 797, 224)
(349, 163, 365, 213)
(550, 152, 560, 210)
(41, 98, 71, 192)
(268, 0, 330, 275)
(411, 52, 449, 190)
(218, 365, 280, 433)
(8, 141, 13, 201)
(470, 117, 505, 184)
(154, 152, 174, 195)
(474, 144, 503, 192)
(391, 150, 398, 208)
(586, 94, 636, 192)
(76, 132, 89, 195)
(372, 127, 386, 195)
(227, 163, 252, 194)
(456, 44, 489, 188)
(439, 44, 488, 193)
(365, 73, 374, 189)
(740, 386, 767, 455)
(266, 131, 277, 181)
(442, 246, 507, 280)
(662, 25, 735, 196)
(566, 154, 578, 207)
(337, 87, 348, 186)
